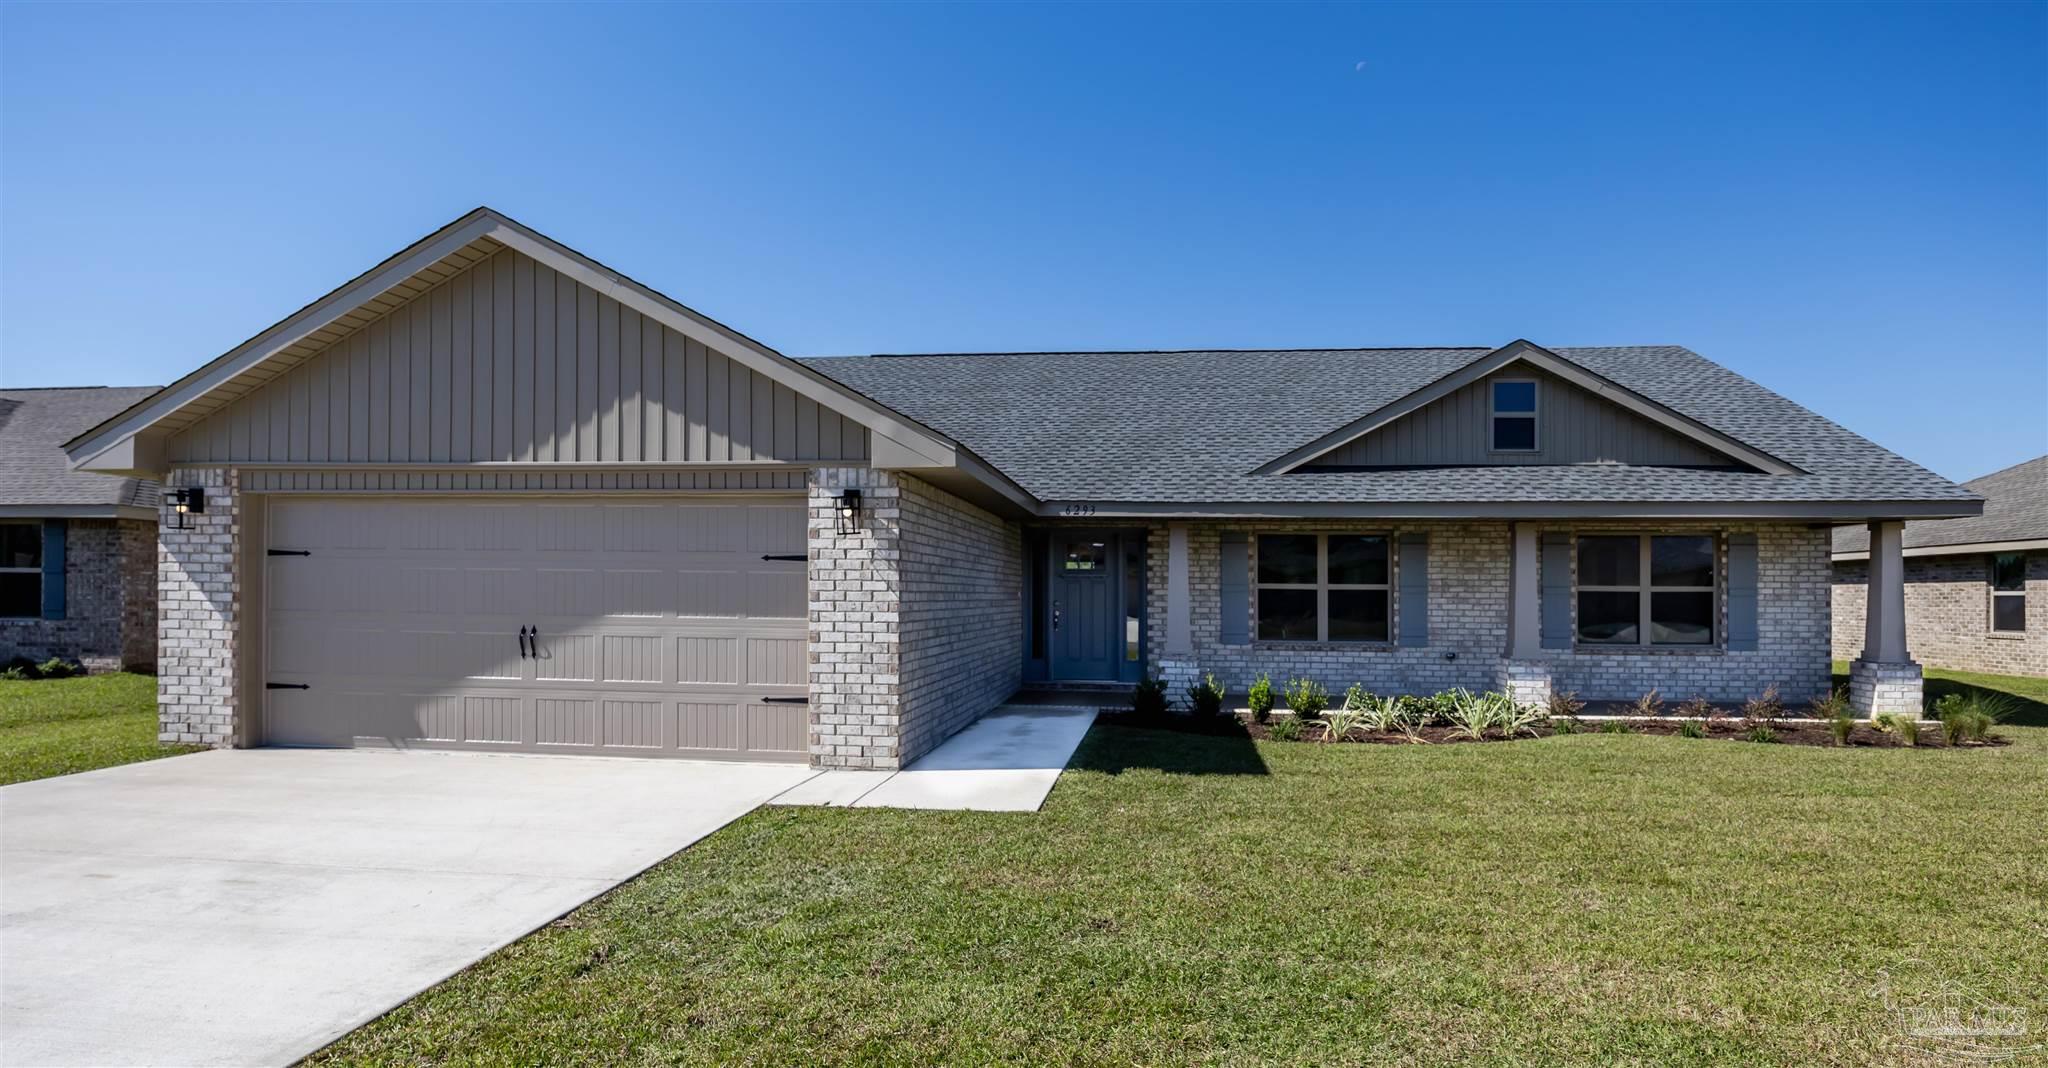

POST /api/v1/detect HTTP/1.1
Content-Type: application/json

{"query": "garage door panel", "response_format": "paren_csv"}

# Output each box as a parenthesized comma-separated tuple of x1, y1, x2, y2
(262, 497, 807, 762)
(599, 634, 664, 683)
(536, 698, 597, 747)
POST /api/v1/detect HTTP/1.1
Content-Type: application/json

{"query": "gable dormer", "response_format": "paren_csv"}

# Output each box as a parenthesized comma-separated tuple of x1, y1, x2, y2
(1257, 340, 1800, 475)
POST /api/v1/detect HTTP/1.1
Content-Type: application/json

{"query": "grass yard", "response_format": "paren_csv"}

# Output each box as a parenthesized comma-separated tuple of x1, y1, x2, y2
(318, 699, 2048, 1065)
(0, 672, 200, 785)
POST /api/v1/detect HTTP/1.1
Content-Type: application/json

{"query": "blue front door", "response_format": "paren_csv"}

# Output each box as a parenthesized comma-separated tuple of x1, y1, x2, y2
(1051, 535, 1120, 680)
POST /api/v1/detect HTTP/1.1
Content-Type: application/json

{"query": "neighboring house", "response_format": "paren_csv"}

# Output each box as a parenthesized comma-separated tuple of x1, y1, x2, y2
(1832, 455, 2046, 678)
(0, 386, 161, 671)
(64, 208, 1978, 766)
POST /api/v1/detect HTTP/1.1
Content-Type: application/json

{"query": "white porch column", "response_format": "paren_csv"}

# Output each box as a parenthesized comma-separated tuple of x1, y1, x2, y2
(1861, 520, 1909, 663)
(1849, 519, 1921, 717)
(1507, 522, 1541, 659)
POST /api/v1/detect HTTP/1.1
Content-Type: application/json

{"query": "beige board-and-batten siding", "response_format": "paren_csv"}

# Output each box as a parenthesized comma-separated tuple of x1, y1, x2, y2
(167, 246, 870, 467)
(1306, 364, 1732, 468)
(1146, 520, 1830, 703)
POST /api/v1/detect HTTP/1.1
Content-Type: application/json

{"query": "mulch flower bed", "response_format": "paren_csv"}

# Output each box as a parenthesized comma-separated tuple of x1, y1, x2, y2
(1094, 709, 2008, 749)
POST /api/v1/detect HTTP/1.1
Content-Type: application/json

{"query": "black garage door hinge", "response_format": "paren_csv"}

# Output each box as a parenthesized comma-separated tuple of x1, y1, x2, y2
(760, 554, 807, 561)
(267, 549, 311, 557)
(265, 682, 309, 690)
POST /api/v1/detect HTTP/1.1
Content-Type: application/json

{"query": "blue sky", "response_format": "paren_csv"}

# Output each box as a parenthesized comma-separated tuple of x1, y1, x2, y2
(2, 2, 2041, 482)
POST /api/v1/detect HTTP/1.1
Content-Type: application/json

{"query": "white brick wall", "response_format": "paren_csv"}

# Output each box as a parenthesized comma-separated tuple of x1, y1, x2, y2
(807, 468, 1023, 769)
(158, 467, 239, 746)
(1833, 552, 2047, 677)
(1147, 520, 1832, 705)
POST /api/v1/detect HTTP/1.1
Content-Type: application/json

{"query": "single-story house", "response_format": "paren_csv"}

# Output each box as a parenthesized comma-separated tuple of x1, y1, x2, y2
(1832, 454, 2044, 678)
(64, 208, 1980, 768)
(1, 386, 161, 671)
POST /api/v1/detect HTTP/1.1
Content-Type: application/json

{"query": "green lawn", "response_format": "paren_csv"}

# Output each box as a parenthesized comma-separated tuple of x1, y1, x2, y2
(318, 699, 2048, 1065)
(0, 672, 201, 785)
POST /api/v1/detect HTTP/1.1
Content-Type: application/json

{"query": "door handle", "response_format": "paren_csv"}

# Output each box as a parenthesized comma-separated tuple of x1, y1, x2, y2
(1052, 600, 1062, 632)
(518, 626, 531, 659)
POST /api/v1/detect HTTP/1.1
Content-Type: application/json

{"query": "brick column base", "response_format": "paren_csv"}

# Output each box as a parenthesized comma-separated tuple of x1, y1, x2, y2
(1497, 659, 1553, 710)
(1848, 658, 1922, 719)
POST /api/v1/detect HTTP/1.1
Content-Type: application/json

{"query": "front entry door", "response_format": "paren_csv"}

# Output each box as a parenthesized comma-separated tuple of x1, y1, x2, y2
(1051, 535, 1119, 680)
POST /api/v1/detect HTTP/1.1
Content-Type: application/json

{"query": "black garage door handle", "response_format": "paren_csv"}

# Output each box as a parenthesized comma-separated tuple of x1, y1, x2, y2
(761, 696, 809, 704)
(265, 683, 309, 690)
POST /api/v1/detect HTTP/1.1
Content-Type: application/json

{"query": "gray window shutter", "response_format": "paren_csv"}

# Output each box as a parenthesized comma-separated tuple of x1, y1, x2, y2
(1540, 532, 1571, 649)
(1397, 533, 1428, 646)
(41, 519, 66, 620)
(1218, 533, 1250, 645)
(1726, 533, 1758, 651)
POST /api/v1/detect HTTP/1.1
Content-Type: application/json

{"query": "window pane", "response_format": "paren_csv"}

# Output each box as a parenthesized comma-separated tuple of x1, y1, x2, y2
(1651, 536, 1715, 588)
(1577, 590, 1639, 643)
(1492, 416, 1536, 451)
(0, 572, 38, 618)
(1577, 536, 1639, 587)
(1061, 541, 1107, 571)
(1257, 535, 1317, 585)
(1328, 535, 1388, 585)
(1328, 589, 1388, 642)
(1993, 594, 2026, 633)
(0, 524, 40, 569)
(1650, 592, 1714, 644)
(1256, 588, 1318, 641)
(1992, 553, 2026, 592)
(1492, 381, 1536, 413)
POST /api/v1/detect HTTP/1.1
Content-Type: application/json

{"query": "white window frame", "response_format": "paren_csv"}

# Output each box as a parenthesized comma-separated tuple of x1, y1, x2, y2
(1254, 533, 1392, 643)
(1489, 378, 1540, 453)
(1574, 533, 1718, 647)
(0, 520, 42, 619)
(1989, 552, 2027, 635)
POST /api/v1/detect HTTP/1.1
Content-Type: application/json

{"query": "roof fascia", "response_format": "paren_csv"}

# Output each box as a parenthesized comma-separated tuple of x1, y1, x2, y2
(1833, 536, 2048, 562)
(0, 504, 156, 521)
(1253, 340, 1803, 477)
(1033, 498, 1983, 521)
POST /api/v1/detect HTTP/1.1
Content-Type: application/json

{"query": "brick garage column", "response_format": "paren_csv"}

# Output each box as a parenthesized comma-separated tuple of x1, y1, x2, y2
(158, 468, 240, 746)
(807, 467, 903, 769)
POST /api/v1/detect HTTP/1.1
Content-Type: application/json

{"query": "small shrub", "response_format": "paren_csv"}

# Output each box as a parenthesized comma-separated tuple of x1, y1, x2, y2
(1830, 713, 1855, 746)
(1808, 688, 1850, 721)
(1746, 724, 1780, 744)
(1631, 688, 1665, 718)
(1743, 683, 1784, 725)
(1185, 673, 1226, 718)
(1247, 673, 1275, 724)
(1503, 700, 1548, 738)
(1354, 692, 1399, 733)
(1552, 717, 1582, 735)
(1320, 703, 1370, 743)
(1283, 677, 1330, 721)
(1598, 719, 1634, 734)
(1131, 678, 1170, 720)
(1266, 715, 1304, 742)
(1678, 719, 1706, 739)
(1445, 688, 1515, 740)
(1675, 696, 1715, 720)
(2, 656, 43, 681)
(1930, 691, 2011, 742)
(1876, 712, 1918, 747)
(1546, 690, 1586, 719)
(36, 657, 83, 680)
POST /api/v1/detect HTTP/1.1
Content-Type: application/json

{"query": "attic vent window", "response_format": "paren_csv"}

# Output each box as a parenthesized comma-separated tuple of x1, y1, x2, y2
(1490, 380, 1538, 452)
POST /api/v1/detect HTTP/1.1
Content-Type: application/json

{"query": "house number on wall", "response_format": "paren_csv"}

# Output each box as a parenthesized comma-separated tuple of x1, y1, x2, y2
(1060, 503, 1097, 517)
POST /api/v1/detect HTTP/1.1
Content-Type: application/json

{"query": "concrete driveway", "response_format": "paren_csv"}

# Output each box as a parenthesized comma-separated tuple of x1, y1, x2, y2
(0, 748, 815, 1067)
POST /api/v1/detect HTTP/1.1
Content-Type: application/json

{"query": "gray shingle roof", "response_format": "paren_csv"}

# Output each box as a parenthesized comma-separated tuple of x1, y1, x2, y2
(1833, 455, 2046, 554)
(0, 387, 162, 512)
(797, 345, 1976, 507)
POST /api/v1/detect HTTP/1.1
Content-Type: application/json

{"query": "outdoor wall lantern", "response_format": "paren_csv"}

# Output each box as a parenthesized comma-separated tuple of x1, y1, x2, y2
(169, 487, 205, 529)
(834, 489, 863, 536)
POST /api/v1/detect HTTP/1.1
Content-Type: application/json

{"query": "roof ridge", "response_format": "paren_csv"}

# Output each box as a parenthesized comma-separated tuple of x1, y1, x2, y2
(0, 384, 162, 392)
(814, 346, 1501, 360)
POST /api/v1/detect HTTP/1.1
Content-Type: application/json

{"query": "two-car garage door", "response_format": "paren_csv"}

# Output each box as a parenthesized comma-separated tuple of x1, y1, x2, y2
(260, 497, 810, 762)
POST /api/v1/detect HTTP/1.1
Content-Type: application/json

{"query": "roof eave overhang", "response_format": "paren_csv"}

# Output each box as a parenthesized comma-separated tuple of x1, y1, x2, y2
(1252, 340, 1804, 477)
(1833, 535, 2048, 562)
(0, 504, 156, 521)
(1032, 498, 1985, 521)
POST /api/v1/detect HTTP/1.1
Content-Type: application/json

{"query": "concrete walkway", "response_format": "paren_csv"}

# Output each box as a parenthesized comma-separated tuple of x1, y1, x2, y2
(0, 749, 814, 1068)
(772, 705, 1097, 812)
